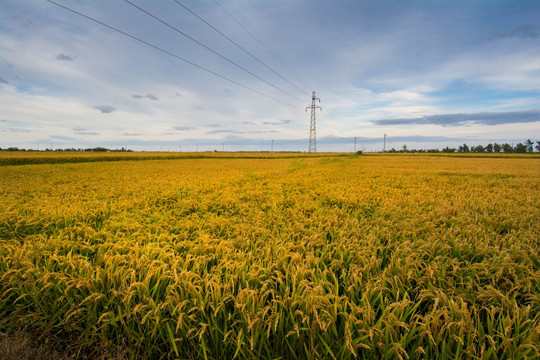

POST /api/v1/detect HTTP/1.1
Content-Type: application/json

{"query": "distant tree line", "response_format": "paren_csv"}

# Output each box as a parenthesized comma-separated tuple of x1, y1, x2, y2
(0, 147, 132, 152)
(2, 140, 540, 153)
(454, 139, 537, 153)
(386, 140, 539, 153)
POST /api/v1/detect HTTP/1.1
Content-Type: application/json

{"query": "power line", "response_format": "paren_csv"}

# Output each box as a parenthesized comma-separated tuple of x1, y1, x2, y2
(323, 107, 338, 124)
(124, 0, 304, 104)
(214, 0, 310, 91)
(45, 0, 295, 108)
(173, 0, 309, 97)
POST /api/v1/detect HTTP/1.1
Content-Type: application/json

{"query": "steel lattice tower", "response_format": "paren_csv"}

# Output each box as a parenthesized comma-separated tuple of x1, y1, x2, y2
(305, 91, 322, 153)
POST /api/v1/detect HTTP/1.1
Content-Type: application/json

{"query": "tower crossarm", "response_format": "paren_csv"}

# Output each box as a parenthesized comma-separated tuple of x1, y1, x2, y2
(305, 105, 322, 112)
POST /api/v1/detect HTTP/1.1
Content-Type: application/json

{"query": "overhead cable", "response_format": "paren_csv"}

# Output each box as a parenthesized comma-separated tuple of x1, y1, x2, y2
(45, 0, 296, 108)
(214, 0, 309, 91)
(173, 0, 309, 97)
(124, 0, 304, 104)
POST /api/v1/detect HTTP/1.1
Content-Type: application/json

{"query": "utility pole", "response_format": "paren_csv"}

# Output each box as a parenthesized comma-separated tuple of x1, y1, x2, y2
(305, 91, 322, 153)
(271, 139, 274, 153)
(383, 133, 387, 154)
(354, 136, 357, 153)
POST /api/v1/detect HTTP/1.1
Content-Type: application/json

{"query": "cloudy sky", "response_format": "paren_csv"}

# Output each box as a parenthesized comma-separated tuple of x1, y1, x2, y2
(1, 0, 539, 152)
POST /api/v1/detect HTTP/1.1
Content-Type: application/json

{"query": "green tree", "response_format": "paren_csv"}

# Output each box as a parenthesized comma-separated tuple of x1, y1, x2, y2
(525, 139, 534, 153)
(442, 146, 456, 153)
(486, 143, 493, 153)
(502, 143, 513, 153)
(493, 143, 501, 153)
(458, 144, 470, 153)
(514, 143, 528, 153)
(472, 145, 485, 153)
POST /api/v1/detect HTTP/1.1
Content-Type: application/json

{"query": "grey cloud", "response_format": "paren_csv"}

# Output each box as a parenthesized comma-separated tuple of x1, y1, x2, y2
(263, 119, 292, 126)
(132, 93, 159, 100)
(9, 128, 31, 133)
(76, 131, 99, 135)
(205, 124, 221, 128)
(51, 135, 77, 141)
(173, 126, 193, 131)
(207, 129, 239, 134)
(123, 132, 144, 136)
(318, 135, 452, 145)
(207, 129, 279, 135)
(56, 54, 75, 61)
(2, 119, 30, 126)
(490, 25, 540, 40)
(0, 77, 9, 84)
(372, 110, 540, 127)
(93, 105, 116, 114)
(73, 127, 86, 131)
(64, 134, 457, 149)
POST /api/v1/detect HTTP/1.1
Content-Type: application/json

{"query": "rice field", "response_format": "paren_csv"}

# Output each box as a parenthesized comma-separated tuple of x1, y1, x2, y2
(1, 153, 539, 359)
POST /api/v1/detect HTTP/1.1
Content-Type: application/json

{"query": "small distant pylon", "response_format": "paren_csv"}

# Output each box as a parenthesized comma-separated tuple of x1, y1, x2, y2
(305, 91, 322, 153)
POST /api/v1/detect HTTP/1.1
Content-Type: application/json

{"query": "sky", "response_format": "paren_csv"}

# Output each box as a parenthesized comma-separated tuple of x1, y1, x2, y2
(1, 0, 539, 152)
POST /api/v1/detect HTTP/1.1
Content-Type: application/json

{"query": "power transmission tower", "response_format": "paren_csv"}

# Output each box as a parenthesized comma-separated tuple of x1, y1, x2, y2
(305, 91, 322, 153)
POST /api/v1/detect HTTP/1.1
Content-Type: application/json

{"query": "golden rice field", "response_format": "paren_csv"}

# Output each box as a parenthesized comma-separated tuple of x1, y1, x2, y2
(1, 153, 539, 359)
